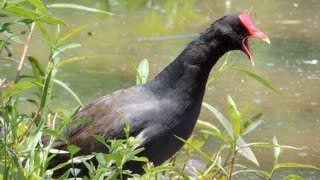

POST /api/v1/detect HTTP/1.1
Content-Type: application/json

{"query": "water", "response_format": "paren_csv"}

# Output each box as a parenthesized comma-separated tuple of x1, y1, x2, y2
(1, 0, 319, 178)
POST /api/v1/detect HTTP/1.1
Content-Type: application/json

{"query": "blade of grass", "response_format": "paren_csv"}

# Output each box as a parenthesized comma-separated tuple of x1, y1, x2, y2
(36, 22, 53, 46)
(232, 169, 271, 179)
(56, 56, 88, 68)
(28, 56, 45, 77)
(47, 3, 114, 15)
(239, 142, 304, 150)
(51, 42, 81, 60)
(196, 119, 221, 132)
(271, 163, 320, 176)
(227, 95, 241, 139)
(241, 120, 263, 136)
(175, 136, 213, 162)
(230, 67, 279, 93)
(136, 58, 149, 85)
(58, 25, 88, 44)
(4, 5, 65, 25)
(202, 102, 234, 139)
(53, 79, 83, 106)
(28, 0, 47, 13)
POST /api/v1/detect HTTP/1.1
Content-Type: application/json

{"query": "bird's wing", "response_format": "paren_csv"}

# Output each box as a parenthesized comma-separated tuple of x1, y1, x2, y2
(51, 86, 157, 151)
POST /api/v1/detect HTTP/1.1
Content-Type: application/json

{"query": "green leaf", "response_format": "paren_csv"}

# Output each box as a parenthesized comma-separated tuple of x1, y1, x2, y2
(42, 129, 66, 142)
(136, 58, 149, 85)
(241, 120, 263, 136)
(127, 147, 145, 158)
(95, 153, 106, 167)
(70, 118, 91, 129)
(51, 42, 81, 59)
(36, 22, 53, 46)
(183, 134, 207, 155)
(227, 95, 241, 139)
(2, 30, 24, 44)
(48, 149, 69, 154)
(57, 56, 88, 68)
(5, 0, 28, 6)
(4, 5, 65, 25)
(201, 130, 233, 145)
(58, 25, 88, 44)
(67, 144, 81, 156)
(202, 102, 234, 139)
(57, 170, 70, 180)
(175, 136, 212, 162)
(70, 168, 80, 177)
(231, 66, 279, 93)
(93, 135, 110, 149)
(232, 169, 271, 179)
(271, 162, 320, 176)
(285, 174, 304, 180)
(39, 67, 56, 109)
(131, 156, 149, 162)
(206, 53, 232, 86)
(202, 102, 259, 166)
(28, 0, 47, 12)
(54, 24, 60, 40)
(53, 79, 83, 106)
(67, 106, 81, 119)
(196, 119, 221, 133)
(239, 142, 303, 150)
(143, 164, 190, 180)
(47, 3, 114, 15)
(69, 155, 94, 164)
(250, 113, 263, 122)
(273, 136, 281, 164)
(50, 155, 94, 171)
(3, 81, 37, 102)
(28, 56, 45, 77)
(207, 66, 227, 86)
(236, 137, 259, 166)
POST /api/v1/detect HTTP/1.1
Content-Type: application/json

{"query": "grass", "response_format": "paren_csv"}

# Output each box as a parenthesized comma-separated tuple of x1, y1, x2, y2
(0, 0, 319, 179)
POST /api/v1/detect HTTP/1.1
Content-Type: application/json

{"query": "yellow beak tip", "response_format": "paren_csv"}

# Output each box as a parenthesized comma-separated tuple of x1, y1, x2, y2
(263, 37, 271, 44)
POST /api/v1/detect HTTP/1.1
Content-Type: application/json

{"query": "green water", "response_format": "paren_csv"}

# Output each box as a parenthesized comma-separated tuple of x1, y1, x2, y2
(1, 0, 320, 178)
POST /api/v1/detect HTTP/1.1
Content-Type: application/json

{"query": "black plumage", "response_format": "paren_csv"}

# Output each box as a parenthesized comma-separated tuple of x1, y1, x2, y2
(47, 13, 269, 177)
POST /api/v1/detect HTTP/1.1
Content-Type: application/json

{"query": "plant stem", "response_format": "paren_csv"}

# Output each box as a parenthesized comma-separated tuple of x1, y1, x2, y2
(0, 80, 8, 179)
(18, 109, 40, 143)
(178, 154, 188, 180)
(228, 143, 236, 180)
(204, 150, 221, 176)
(212, 150, 232, 179)
(14, 21, 35, 83)
(168, 155, 176, 180)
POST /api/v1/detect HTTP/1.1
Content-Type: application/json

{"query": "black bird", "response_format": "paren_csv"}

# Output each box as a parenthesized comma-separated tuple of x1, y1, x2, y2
(48, 13, 270, 177)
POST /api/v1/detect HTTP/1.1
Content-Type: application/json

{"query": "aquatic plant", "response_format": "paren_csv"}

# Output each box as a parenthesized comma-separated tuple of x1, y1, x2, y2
(0, 0, 319, 179)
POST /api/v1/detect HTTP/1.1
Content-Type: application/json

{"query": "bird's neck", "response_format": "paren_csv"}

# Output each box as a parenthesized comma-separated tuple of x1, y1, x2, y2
(146, 36, 228, 98)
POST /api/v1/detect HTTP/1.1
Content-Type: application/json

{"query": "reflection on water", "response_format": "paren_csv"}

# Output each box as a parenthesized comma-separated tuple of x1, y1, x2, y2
(1, 0, 320, 178)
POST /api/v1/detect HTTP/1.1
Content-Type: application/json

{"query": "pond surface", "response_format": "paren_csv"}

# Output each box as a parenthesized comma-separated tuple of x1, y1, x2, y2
(1, 0, 320, 178)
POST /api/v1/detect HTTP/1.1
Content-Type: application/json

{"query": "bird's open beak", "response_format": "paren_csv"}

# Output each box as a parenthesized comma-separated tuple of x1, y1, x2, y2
(239, 13, 270, 66)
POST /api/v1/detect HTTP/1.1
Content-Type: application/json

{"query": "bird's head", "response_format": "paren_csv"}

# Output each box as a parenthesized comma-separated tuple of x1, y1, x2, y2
(201, 13, 270, 66)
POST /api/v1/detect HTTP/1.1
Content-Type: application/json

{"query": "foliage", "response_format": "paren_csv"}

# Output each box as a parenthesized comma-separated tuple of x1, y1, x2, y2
(134, 57, 320, 179)
(0, 0, 319, 180)
(0, 0, 111, 179)
(135, 58, 149, 85)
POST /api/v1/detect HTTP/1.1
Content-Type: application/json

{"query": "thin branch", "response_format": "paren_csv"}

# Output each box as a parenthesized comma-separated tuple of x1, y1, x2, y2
(228, 144, 237, 180)
(212, 150, 232, 179)
(168, 155, 177, 180)
(14, 21, 36, 83)
(177, 154, 188, 180)
(18, 109, 40, 143)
